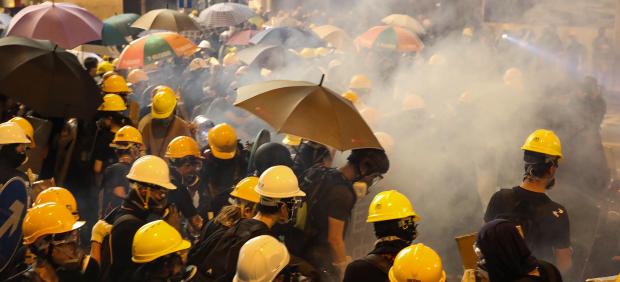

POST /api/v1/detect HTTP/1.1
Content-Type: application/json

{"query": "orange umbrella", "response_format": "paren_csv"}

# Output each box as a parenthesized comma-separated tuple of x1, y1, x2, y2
(355, 25, 423, 52)
(382, 14, 426, 35)
(117, 32, 196, 69)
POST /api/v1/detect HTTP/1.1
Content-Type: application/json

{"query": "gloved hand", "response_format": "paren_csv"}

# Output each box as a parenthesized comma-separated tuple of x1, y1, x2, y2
(91, 220, 112, 243)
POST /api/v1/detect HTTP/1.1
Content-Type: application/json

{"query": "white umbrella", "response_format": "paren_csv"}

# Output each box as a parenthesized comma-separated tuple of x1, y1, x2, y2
(199, 3, 255, 28)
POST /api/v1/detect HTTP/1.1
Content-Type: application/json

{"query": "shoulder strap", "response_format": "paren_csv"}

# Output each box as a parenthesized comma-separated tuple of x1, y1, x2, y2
(361, 254, 391, 275)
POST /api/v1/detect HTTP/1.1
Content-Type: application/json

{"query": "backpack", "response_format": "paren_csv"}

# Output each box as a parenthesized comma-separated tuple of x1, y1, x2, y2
(192, 219, 269, 282)
(99, 211, 142, 282)
(361, 254, 391, 276)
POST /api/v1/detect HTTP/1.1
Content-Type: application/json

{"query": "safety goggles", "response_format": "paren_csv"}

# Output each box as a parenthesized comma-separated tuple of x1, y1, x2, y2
(51, 230, 80, 246)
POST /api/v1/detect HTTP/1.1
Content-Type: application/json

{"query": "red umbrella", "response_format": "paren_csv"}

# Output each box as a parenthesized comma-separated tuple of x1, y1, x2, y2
(7, 1, 102, 49)
(355, 25, 423, 52)
(226, 30, 259, 46)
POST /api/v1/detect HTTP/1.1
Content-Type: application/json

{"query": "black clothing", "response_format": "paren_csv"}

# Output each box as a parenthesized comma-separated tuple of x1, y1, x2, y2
(107, 201, 150, 282)
(484, 187, 570, 262)
(92, 129, 117, 170)
(169, 169, 198, 218)
(343, 239, 409, 282)
(100, 162, 131, 216)
(513, 260, 563, 282)
(201, 147, 248, 214)
(0, 158, 28, 185)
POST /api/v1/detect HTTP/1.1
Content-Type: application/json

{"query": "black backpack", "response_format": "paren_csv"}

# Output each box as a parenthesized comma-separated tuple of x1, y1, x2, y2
(191, 219, 269, 282)
(99, 212, 143, 282)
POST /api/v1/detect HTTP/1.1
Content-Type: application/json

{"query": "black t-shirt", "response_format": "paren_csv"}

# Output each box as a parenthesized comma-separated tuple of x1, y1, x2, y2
(93, 129, 117, 170)
(343, 239, 409, 282)
(513, 259, 563, 282)
(201, 149, 248, 213)
(100, 162, 131, 215)
(484, 187, 571, 262)
(169, 169, 198, 218)
(109, 211, 146, 282)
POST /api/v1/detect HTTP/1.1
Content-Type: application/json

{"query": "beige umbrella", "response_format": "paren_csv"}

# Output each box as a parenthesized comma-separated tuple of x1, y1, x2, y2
(382, 14, 426, 35)
(312, 25, 354, 51)
(131, 9, 200, 32)
(235, 79, 382, 150)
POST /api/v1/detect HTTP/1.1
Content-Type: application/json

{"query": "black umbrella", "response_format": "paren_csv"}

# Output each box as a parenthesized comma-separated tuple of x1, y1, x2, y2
(249, 27, 323, 49)
(0, 36, 101, 118)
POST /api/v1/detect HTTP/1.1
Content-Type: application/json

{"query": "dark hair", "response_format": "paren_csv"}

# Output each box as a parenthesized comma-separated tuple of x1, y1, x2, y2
(523, 151, 555, 178)
(254, 142, 293, 175)
(347, 148, 390, 174)
(257, 203, 280, 215)
(84, 57, 98, 70)
(374, 218, 417, 241)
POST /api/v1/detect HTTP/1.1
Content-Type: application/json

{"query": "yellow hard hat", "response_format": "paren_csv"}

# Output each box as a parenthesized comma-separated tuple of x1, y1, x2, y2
(503, 67, 523, 87)
(374, 132, 394, 152)
(96, 61, 114, 75)
(402, 95, 426, 111)
(428, 54, 446, 66)
(315, 47, 330, 57)
(388, 243, 446, 282)
(165, 136, 203, 159)
(9, 117, 35, 148)
(367, 190, 418, 223)
(282, 134, 302, 146)
(349, 74, 372, 89)
(230, 176, 260, 203)
(188, 58, 208, 72)
(151, 90, 177, 119)
(102, 71, 117, 80)
(0, 122, 32, 145)
(223, 52, 240, 67)
(34, 187, 78, 217)
(127, 69, 149, 84)
(208, 123, 238, 160)
(102, 74, 131, 93)
(126, 155, 176, 190)
(131, 220, 191, 263)
(521, 129, 562, 159)
(98, 94, 127, 112)
(22, 203, 85, 245)
(341, 91, 359, 104)
(298, 48, 316, 59)
(113, 125, 143, 145)
(462, 27, 474, 37)
(112, 58, 120, 67)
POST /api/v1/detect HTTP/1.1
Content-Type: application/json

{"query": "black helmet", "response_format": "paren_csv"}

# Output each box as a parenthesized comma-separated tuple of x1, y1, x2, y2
(254, 142, 294, 175)
(348, 148, 390, 174)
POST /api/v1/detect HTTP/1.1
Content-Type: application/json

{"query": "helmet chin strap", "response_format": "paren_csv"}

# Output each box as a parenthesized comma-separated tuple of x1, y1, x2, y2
(144, 188, 151, 209)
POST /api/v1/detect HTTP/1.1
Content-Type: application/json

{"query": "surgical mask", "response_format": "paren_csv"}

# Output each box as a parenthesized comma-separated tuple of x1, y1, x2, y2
(353, 182, 368, 200)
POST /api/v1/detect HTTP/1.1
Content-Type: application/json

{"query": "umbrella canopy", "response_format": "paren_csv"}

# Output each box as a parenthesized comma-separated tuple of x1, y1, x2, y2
(117, 32, 196, 69)
(0, 36, 101, 118)
(236, 44, 298, 69)
(199, 3, 255, 28)
(355, 25, 423, 52)
(312, 25, 354, 51)
(132, 9, 200, 33)
(226, 29, 259, 45)
(250, 26, 323, 49)
(7, 1, 103, 49)
(102, 13, 140, 45)
(382, 14, 425, 35)
(72, 44, 120, 58)
(235, 79, 381, 150)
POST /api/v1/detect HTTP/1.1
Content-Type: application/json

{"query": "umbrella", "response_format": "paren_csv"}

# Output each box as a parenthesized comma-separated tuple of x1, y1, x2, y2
(0, 36, 101, 118)
(102, 13, 141, 45)
(236, 44, 298, 69)
(235, 79, 381, 150)
(226, 30, 259, 45)
(199, 3, 255, 28)
(382, 14, 425, 35)
(312, 25, 354, 51)
(117, 32, 196, 69)
(72, 44, 120, 59)
(7, 2, 103, 49)
(355, 25, 423, 52)
(250, 26, 323, 49)
(132, 9, 200, 33)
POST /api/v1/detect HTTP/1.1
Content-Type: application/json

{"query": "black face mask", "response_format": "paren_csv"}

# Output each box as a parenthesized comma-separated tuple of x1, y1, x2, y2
(1, 145, 27, 168)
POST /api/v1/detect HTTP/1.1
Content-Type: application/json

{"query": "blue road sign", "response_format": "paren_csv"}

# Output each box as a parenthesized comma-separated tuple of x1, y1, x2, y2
(0, 177, 28, 273)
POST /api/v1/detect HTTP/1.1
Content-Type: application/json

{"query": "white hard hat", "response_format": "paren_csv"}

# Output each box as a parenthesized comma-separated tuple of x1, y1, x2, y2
(255, 166, 305, 199)
(233, 235, 290, 282)
(198, 40, 212, 49)
(126, 155, 176, 190)
(0, 122, 31, 145)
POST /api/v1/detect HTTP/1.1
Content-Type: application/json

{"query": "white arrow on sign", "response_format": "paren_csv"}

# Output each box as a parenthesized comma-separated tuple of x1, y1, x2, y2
(0, 201, 24, 238)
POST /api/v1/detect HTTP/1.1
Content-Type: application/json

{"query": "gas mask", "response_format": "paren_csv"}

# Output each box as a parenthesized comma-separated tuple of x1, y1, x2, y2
(397, 217, 418, 243)
(130, 183, 168, 214)
(0, 144, 28, 168)
(49, 230, 85, 271)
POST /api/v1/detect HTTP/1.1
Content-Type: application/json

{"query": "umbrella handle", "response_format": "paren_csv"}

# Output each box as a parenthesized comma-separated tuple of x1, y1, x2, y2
(319, 74, 325, 86)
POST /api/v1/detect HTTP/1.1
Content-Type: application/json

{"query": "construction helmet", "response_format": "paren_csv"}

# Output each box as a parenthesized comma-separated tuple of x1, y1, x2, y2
(112, 58, 120, 67)
(298, 48, 316, 59)
(22, 203, 85, 245)
(349, 74, 372, 89)
(151, 90, 177, 119)
(374, 132, 394, 152)
(234, 235, 290, 282)
(388, 243, 446, 282)
(96, 61, 114, 75)
(230, 176, 260, 203)
(165, 136, 203, 159)
(503, 67, 523, 87)
(127, 69, 149, 84)
(188, 58, 208, 72)
(9, 117, 35, 148)
(521, 129, 562, 159)
(126, 155, 176, 190)
(223, 52, 240, 67)
(341, 91, 359, 104)
(256, 166, 305, 199)
(112, 125, 143, 145)
(402, 95, 426, 111)
(0, 122, 31, 145)
(462, 27, 474, 37)
(132, 220, 191, 263)
(208, 123, 238, 160)
(102, 74, 131, 93)
(98, 94, 127, 112)
(315, 47, 330, 57)
(367, 190, 418, 223)
(34, 187, 78, 218)
(153, 85, 175, 96)
(282, 134, 301, 146)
